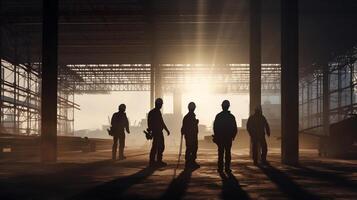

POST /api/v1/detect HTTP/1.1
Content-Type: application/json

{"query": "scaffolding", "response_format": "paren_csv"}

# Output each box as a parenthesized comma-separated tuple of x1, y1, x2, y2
(65, 63, 281, 94)
(299, 47, 357, 135)
(0, 58, 79, 136)
(0, 59, 40, 135)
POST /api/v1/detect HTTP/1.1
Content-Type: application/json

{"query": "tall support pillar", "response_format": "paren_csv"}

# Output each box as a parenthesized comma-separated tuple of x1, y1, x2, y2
(281, 0, 299, 165)
(41, 0, 58, 163)
(323, 64, 330, 136)
(0, 0, 3, 131)
(147, 0, 161, 104)
(150, 67, 155, 108)
(154, 62, 162, 99)
(249, 0, 261, 157)
(337, 68, 342, 121)
(145, 0, 155, 108)
(249, 0, 261, 115)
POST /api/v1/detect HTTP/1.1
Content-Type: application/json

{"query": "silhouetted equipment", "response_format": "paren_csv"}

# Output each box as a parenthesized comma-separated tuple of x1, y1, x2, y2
(320, 115, 357, 157)
(143, 128, 153, 140)
(107, 128, 114, 136)
(174, 134, 184, 176)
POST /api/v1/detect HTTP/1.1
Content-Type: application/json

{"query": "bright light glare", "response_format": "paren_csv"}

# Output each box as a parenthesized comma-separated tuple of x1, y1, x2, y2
(183, 77, 212, 94)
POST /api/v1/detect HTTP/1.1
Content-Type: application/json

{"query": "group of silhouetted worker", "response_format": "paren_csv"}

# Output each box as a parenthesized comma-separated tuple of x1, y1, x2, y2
(109, 98, 270, 173)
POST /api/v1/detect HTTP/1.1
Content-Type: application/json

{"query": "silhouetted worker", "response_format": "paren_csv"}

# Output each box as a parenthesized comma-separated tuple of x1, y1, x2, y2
(181, 102, 200, 169)
(111, 104, 130, 160)
(213, 100, 238, 173)
(247, 106, 270, 165)
(148, 98, 170, 167)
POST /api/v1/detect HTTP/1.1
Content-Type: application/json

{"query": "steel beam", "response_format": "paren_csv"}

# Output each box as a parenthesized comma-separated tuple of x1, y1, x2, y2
(281, 0, 299, 165)
(41, 0, 58, 163)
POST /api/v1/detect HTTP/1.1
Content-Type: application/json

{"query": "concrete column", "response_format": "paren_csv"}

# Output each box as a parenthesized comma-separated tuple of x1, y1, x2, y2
(249, 0, 261, 158)
(249, 0, 261, 114)
(41, 0, 58, 163)
(281, 0, 299, 165)
(150, 64, 155, 108)
(323, 64, 330, 136)
(147, 0, 161, 101)
(0, 0, 2, 131)
(337, 68, 342, 121)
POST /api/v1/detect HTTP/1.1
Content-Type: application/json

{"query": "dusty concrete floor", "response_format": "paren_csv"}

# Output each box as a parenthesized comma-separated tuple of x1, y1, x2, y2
(0, 148, 356, 200)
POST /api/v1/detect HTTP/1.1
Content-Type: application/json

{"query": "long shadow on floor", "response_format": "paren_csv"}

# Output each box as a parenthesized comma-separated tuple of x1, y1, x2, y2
(72, 165, 157, 200)
(293, 165, 357, 191)
(219, 172, 251, 200)
(159, 168, 193, 200)
(258, 163, 321, 200)
(0, 159, 115, 199)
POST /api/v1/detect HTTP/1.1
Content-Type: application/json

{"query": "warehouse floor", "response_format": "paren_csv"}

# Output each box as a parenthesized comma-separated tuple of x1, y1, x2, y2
(0, 148, 356, 200)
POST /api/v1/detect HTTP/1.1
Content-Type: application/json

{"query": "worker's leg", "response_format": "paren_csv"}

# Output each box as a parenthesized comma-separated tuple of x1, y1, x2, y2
(118, 133, 126, 159)
(112, 136, 118, 160)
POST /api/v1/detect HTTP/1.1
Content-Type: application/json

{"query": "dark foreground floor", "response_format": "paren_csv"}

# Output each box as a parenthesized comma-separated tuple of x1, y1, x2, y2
(0, 148, 356, 200)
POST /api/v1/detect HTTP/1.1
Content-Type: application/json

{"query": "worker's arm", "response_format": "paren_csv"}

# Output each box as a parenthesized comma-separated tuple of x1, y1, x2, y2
(264, 117, 270, 137)
(232, 116, 238, 140)
(110, 113, 115, 127)
(125, 115, 130, 133)
(162, 115, 170, 136)
(213, 115, 218, 136)
(163, 122, 170, 136)
(180, 117, 186, 136)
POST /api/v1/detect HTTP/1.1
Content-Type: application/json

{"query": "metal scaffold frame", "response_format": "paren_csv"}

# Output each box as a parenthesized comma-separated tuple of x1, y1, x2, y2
(0, 23, 79, 136)
(299, 47, 357, 135)
(0, 58, 79, 136)
(65, 63, 281, 94)
(0, 59, 40, 135)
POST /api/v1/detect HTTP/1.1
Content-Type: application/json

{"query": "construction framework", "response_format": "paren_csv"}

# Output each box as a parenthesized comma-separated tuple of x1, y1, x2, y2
(0, 58, 79, 136)
(0, 59, 40, 135)
(299, 47, 357, 135)
(65, 63, 281, 94)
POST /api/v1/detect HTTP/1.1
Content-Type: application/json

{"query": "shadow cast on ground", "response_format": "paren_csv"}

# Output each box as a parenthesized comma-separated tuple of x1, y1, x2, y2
(71, 165, 157, 200)
(219, 172, 251, 200)
(258, 163, 321, 200)
(159, 168, 193, 200)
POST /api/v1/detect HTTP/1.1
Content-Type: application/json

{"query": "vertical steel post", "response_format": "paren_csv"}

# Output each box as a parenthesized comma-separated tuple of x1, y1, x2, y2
(249, 0, 262, 158)
(41, 0, 58, 162)
(281, 0, 299, 165)
(323, 64, 330, 136)
(249, 0, 262, 115)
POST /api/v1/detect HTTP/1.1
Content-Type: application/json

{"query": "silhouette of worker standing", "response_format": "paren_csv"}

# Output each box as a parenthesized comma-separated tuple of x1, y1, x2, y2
(148, 98, 170, 167)
(111, 104, 130, 160)
(181, 102, 200, 169)
(213, 100, 238, 173)
(247, 106, 270, 165)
